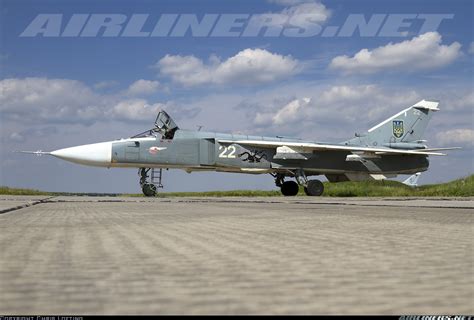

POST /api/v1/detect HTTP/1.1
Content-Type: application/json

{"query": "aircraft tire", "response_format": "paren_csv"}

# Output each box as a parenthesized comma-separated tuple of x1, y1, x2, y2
(304, 179, 324, 196)
(281, 181, 299, 196)
(142, 183, 157, 197)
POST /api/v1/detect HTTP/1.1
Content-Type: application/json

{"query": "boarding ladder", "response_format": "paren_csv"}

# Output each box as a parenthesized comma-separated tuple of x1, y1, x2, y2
(151, 168, 164, 189)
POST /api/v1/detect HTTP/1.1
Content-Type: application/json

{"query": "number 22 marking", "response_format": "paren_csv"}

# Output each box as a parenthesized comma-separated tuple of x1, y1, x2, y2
(219, 145, 236, 158)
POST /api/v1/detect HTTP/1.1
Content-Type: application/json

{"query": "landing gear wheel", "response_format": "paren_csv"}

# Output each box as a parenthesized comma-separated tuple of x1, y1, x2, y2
(142, 183, 157, 197)
(281, 181, 299, 196)
(304, 179, 324, 196)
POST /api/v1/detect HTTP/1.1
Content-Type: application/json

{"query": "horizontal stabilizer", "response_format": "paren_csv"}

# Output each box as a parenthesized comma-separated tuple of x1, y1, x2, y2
(403, 172, 421, 187)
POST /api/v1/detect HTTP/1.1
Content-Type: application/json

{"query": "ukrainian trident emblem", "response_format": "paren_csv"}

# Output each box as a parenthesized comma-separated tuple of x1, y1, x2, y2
(392, 120, 404, 138)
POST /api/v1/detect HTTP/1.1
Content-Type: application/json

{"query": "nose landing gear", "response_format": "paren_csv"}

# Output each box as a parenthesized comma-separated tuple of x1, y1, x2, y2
(281, 181, 299, 196)
(273, 173, 299, 196)
(139, 168, 163, 197)
(142, 183, 157, 197)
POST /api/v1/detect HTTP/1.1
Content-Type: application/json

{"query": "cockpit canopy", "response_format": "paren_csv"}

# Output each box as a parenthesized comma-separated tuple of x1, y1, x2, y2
(131, 110, 179, 139)
(154, 110, 179, 139)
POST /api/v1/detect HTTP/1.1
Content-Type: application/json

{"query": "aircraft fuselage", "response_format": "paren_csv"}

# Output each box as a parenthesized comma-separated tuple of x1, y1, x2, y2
(52, 129, 429, 176)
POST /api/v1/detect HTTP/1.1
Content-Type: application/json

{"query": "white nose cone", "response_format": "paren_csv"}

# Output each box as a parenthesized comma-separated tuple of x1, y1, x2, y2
(51, 141, 112, 167)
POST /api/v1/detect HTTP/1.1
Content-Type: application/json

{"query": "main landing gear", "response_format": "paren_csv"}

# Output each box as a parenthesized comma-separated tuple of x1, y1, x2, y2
(139, 168, 163, 197)
(273, 172, 324, 197)
(304, 179, 324, 196)
(281, 181, 300, 196)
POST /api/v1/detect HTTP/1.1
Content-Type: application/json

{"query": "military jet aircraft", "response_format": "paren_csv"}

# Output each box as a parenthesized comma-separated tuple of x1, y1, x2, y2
(21, 99, 459, 196)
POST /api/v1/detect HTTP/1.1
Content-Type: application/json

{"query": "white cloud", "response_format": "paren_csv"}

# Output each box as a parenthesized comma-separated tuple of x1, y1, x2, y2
(469, 42, 474, 54)
(0, 77, 101, 122)
(273, 97, 311, 125)
(3, 127, 58, 144)
(241, 84, 422, 139)
(279, 1, 330, 23)
(443, 91, 474, 111)
(268, 0, 312, 5)
(93, 80, 118, 90)
(436, 129, 474, 146)
(155, 48, 300, 86)
(237, 82, 472, 154)
(0, 77, 175, 124)
(9, 132, 25, 142)
(110, 99, 164, 121)
(267, 0, 330, 24)
(126, 79, 160, 96)
(330, 32, 462, 74)
(256, 97, 311, 125)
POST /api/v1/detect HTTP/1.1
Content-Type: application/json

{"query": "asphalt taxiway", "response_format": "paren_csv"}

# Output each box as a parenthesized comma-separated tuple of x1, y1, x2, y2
(0, 195, 472, 314)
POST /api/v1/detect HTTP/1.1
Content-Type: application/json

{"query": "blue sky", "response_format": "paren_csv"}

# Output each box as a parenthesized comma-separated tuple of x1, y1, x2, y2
(1, 0, 473, 193)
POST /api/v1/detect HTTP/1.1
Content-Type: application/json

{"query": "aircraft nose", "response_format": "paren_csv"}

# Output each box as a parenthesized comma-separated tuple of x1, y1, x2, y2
(51, 141, 112, 167)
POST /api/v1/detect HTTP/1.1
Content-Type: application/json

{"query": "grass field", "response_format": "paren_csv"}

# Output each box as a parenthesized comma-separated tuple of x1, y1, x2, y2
(1, 174, 473, 197)
(321, 175, 474, 197)
(0, 186, 53, 196)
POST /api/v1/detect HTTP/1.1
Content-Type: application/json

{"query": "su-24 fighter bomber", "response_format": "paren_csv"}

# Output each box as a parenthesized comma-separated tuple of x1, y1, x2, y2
(21, 99, 460, 196)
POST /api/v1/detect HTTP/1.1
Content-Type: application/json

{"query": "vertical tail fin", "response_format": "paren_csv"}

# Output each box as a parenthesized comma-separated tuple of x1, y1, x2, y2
(345, 100, 439, 148)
